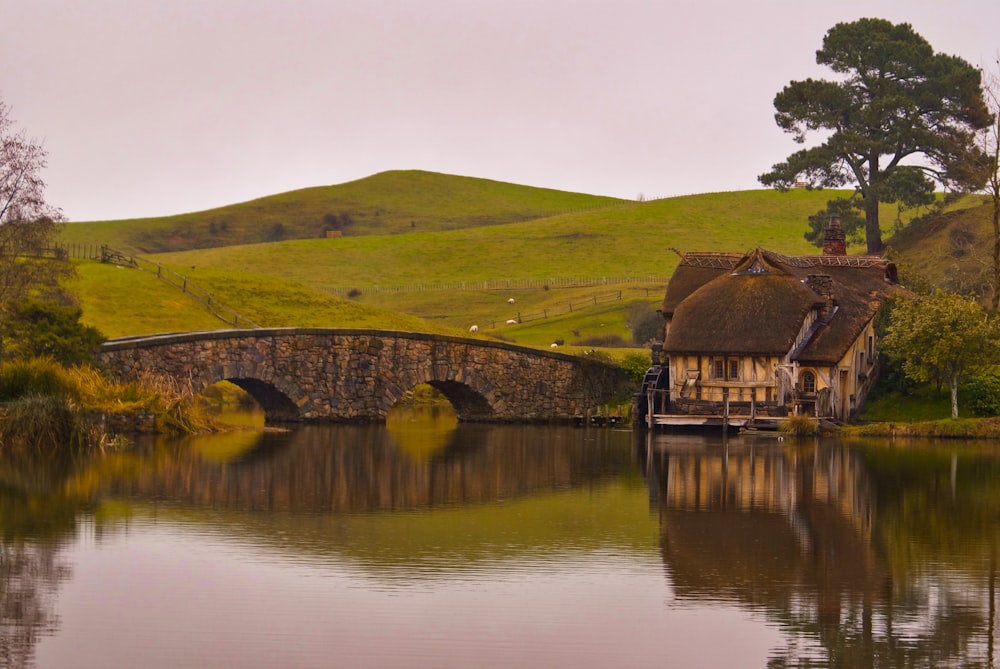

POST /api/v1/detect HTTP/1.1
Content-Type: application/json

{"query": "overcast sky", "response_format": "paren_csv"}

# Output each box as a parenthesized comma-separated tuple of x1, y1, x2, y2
(4, 0, 999, 221)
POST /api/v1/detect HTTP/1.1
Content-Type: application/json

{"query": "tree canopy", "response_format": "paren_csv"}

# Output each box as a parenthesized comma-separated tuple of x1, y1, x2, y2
(759, 18, 991, 254)
(973, 56, 1000, 310)
(882, 290, 1000, 418)
(0, 98, 80, 361)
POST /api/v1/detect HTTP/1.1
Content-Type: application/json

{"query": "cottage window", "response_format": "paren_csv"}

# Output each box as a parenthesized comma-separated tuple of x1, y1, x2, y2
(802, 371, 816, 393)
(867, 335, 875, 362)
(714, 359, 724, 379)
(728, 359, 739, 380)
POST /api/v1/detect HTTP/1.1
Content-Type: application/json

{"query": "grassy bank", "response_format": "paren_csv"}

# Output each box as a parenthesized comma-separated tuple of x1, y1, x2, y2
(842, 418, 1000, 439)
(0, 357, 217, 454)
(849, 384, 1000, 439)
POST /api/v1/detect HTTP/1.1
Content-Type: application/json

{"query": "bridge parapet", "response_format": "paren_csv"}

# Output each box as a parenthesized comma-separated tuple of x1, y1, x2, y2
(100, 329, 628, 423)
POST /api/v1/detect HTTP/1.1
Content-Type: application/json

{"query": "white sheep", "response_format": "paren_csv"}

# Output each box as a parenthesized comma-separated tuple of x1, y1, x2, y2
(550, 343, 559, 348)
(469, 324, 479, 333)
(508, 298, 516, 304)
(506, 319, 517, 325)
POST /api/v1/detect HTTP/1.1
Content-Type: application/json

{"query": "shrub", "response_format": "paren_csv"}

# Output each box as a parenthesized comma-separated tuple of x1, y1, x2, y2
(0, 357, 218, 453)
(625, 302, 663, 345)
(0, 394, 104, 455)
(961, 372, 1000, 417)
(577, 349, 616, 363)
(779, 415, 819, 436)
(1, 299, 105, 365)
(0, 357, 80, 402)
(620, 352, 653, 383)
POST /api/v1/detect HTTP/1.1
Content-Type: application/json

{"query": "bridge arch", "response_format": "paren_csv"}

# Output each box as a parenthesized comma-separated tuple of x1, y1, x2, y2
(100, 328, 628, 424)
(224, 378, 301, 422)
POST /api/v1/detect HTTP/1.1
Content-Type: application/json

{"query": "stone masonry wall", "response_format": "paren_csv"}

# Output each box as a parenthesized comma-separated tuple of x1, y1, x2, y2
(99, 329, 626, 423)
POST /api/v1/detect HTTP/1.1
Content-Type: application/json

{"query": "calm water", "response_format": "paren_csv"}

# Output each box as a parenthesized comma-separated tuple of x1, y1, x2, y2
(4, 416, 1000, 668)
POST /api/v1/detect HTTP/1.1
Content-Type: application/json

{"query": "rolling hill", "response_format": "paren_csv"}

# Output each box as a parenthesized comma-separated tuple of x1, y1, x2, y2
(59, 170, 624, 254)
(60, 170, 994, 349)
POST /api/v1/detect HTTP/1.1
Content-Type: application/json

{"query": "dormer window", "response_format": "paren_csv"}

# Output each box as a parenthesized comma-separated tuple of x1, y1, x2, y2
(734, 253, 769, 276)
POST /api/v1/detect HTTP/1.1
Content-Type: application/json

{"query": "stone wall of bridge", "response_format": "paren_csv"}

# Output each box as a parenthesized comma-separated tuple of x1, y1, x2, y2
(99, 328, 629, 423)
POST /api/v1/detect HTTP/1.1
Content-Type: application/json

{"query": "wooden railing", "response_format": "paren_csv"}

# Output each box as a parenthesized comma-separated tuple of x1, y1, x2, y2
(99, 245, 261, 329)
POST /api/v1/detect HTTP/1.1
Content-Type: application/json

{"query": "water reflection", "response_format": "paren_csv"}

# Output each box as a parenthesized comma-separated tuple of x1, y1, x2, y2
(0, 453, 83, 668)
(5, 425, 1000, 667)
(641, 433, 1000, 666)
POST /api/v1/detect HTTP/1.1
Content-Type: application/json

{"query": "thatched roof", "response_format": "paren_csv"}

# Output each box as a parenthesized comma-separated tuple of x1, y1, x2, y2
(662, 248, 904, 362)
(665, 250, 821, 354)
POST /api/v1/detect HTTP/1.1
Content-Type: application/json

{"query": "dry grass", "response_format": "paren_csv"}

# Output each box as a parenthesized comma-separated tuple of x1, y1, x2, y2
(779, 415, 820, 437)
(0, 357, 218, 455)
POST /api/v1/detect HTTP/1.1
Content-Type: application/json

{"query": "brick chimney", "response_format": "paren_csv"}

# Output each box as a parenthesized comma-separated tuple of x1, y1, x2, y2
(806, 274, 835, 321)
(823, 216, 846, 256)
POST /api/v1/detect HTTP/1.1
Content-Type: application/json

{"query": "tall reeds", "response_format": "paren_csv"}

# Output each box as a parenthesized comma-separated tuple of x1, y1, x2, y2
(779, 415, 820, 437)
(0, 357, 217, 455)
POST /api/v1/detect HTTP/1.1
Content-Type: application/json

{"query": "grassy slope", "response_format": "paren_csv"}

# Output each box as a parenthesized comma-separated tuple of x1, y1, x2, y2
(74, 261, 462, 339)
(68, 170, 978, 349)
(152, 188, 835, 288)
(135, 188, 838, 342)
(59, 170, 623, 254)
(885, 195, 994, 293)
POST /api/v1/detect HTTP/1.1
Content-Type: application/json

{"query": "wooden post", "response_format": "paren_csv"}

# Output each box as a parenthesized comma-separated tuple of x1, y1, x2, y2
(723, 387, 730, 434)
(647, 386, 654, 428)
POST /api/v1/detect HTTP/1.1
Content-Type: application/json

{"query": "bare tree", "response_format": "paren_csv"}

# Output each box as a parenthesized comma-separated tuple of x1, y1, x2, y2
(0, 99, 66, 310)
(0, 99, 61, 224)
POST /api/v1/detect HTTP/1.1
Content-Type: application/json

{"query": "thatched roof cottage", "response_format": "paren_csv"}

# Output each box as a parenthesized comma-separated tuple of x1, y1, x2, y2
(640, 218, 907, 428)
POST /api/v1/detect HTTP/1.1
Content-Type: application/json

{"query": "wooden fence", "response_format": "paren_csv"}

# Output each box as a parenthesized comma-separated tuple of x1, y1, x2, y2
(330, 275, 667, 296)
(58, 243, 665, 333)
(95, 245, 261, 329)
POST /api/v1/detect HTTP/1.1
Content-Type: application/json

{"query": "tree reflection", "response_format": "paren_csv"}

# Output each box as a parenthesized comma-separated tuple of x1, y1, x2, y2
(0, 453, 80, 669)
(639, 434, 1000, 667)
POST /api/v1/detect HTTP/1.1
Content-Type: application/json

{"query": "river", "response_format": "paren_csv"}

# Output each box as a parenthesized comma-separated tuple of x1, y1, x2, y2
(2, 413, 999, 668)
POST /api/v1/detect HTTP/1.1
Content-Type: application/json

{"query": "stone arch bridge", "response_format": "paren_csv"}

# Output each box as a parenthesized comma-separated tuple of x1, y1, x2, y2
(99, 328, 629, 424)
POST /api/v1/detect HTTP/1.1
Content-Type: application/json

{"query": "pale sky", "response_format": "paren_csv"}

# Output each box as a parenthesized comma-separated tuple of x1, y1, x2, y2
(4, 0, 999, 222)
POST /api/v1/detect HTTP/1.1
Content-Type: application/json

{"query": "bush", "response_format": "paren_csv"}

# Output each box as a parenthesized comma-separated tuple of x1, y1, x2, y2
(625, 302, 663, 345)
(0, 358, 218, 453)
(0, 356, 80, 402)
(1, 299, 105, 365)
(961, 372, 1000, 417)
(0, 394, 103, 455)
(779, 415, 819, 436)
(620, 352, 653, 383)
(576, 349, 616, 363)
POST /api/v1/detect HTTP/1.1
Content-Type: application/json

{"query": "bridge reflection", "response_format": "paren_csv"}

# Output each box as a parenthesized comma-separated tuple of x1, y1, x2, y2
(105, 424, 635, 513)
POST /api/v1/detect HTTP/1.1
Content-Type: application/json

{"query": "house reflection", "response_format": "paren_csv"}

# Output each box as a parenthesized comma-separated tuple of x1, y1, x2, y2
(642, 434, 888, 642)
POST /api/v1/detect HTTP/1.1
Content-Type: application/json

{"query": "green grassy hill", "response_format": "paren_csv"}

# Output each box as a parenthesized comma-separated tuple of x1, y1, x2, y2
(64, 170, 989, 350)
(59, 170, 624, 254)
(885, 196, 996, 297)
(73, 261, 465, 339)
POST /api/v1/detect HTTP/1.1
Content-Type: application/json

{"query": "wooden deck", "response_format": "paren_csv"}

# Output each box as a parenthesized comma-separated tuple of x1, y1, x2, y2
(646, 413, 786, 431)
